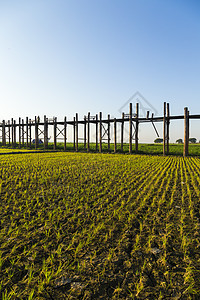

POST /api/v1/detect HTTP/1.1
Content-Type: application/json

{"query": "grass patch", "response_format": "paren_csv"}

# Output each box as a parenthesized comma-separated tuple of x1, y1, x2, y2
(1, 142, 200, 156)
(0, 152, 200, 298)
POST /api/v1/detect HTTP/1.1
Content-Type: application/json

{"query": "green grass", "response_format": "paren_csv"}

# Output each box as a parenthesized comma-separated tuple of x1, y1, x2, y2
(0, 152, 200, 299)
(1, 142, 200, 156)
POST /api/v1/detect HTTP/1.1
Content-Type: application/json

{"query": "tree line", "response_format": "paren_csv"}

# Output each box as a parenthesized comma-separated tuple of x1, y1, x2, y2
(154, 138, 198, 144)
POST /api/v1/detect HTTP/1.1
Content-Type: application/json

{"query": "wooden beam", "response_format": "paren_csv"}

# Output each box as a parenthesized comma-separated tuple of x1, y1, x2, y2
(96, 114, 98, 152)
(129, 103, 132, 154)
(54, 117, 57, 150)
(184, 107, 189, 157)
(13, 120, 16, 148)
(8, 120, 11, 146)
(108, 114, 110, 151)
(73, 117, 76, 151)
(87, 112, 90, 152)
(21, 119, 24, 146)
(19, 118, 21, 149)
(2, 120, 5, 146)
(29, 119, 32, 148)
(163, 102, 166, 156)
(135, 103, 139, 153)
(76, 113, 78, 152)
(44, 115, 47, 150)
(114, 118, 117, 153)
(121, 112, 124, 152)
(64, 116, 67, 151)
(84, 116, 86, 150)
(11, 118, 14, 148)
(166, 103, 170, 155)
(99, 112, 102, 153)
(35, 116, 38, 149)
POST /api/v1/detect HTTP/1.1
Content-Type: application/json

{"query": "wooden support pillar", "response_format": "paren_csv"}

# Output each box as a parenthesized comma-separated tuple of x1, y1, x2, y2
(2, 120, 5, 146)
(121, 112, 124, 152)
(135, 103, 139, 153)
(29, 119, 32, 148)
(22, 119, 24, 146)
(54, 117, 57, 150)
(87, 112, 90, 152)
(64, 116, 67, 151)
(44, 115, 47, 150)
(99, 112, 102, 153)
(114, 118, 117, 153)
(26, 117, 29, 148)
(76, 113, 78, 152)
(166, 103, 170, 155)
(35, 116, 38, 149)
(96, 114, 98, 151)
(108, 114, 110, 151)
(84, 116, 86, 150)
(46, 117, 48, 148)
(14, 120, 16, 148)
(11, 118, 14, 148)
(129, 103, 132, 154)
(8, 120, 11, 146)
(184, 107, 189, 157)
(19, 118, 21, 149)
(163, 102, 166, 156)
(73, 117, 75, 151)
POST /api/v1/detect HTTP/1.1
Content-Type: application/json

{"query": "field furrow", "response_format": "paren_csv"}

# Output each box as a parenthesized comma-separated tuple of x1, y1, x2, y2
(0, 152, 200, 299)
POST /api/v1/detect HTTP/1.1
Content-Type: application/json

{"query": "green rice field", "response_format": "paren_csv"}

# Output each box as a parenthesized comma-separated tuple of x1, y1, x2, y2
(0, 151, 200, 299)
(1, 142, 200, 156)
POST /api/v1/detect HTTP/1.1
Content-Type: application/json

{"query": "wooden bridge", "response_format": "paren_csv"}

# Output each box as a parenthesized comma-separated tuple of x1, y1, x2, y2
(0, 102, 198, 156)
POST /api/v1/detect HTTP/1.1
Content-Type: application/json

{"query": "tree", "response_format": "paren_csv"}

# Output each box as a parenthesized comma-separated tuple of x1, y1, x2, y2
(154, 138, 163, 143)
(176, 139, 183, 144)
(189, 138, 197, 144)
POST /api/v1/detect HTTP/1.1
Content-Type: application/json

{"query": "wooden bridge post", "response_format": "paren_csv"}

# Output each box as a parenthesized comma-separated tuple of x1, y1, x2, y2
(114, 118, 117, 153)
(29, 119, 32, 148)
(53, 117, 57, 150)
(35, 116, 38, 149)
(8, 120, 11, 146)
(26, 117, 29, 148)
(19, 118, 21, 149)
(22, 119, 24, 146)
(184, 107, 189, 157)
(166, 103, 170, 155)
(84, 116, 86, 150)
(121, 112, 124, 152)
(14, 120, 16, 148)
(99, 112, 102, 153)
(11, 118, 14, 148)
(73, 117, 75, 151)
(2, 120, 5, 146)
(163, 102, 166, 156)
(46, 117, 48, 148)
(135, 103, 139, 153)
(64, 116, 67, 151)
(44, 115, 47, 150)
(96, 114, 98, 151)
(87, 112, 90, 152)
(108, 114, 110, 151)
(129, 103, 132, 154)
(76, 113, 78, 152)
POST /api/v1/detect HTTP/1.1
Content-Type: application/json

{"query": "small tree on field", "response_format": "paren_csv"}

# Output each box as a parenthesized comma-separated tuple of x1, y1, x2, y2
(154, 138, 163, 143)
(189, 138, 197, 144)
(176, 139, 183, 144)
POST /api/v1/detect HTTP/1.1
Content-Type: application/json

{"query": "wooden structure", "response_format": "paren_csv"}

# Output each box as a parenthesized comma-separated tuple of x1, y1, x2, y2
(0, 102, 197, 156)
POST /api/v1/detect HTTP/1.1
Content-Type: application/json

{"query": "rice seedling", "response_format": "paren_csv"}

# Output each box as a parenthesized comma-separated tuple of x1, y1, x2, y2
(0, 152, 200, 298)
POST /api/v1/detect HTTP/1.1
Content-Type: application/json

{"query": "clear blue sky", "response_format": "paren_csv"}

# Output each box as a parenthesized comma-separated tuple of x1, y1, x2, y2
(0, 0, 200, 142)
